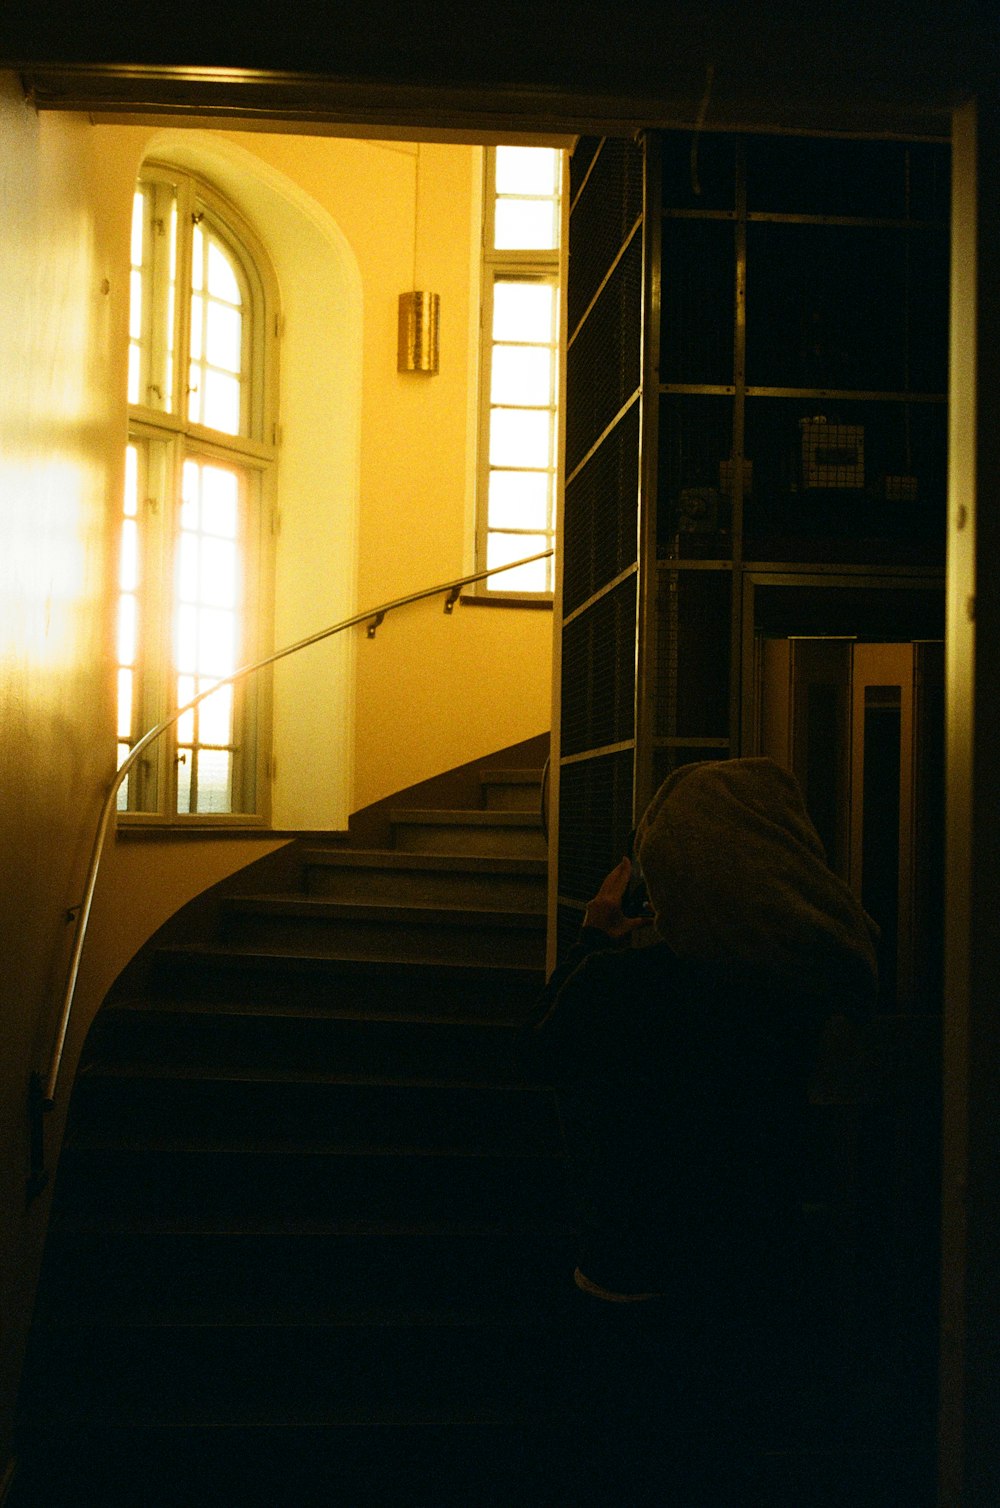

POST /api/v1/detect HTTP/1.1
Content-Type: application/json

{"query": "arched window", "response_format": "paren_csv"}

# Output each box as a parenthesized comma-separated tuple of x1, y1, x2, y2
(117, 167, 278, 818)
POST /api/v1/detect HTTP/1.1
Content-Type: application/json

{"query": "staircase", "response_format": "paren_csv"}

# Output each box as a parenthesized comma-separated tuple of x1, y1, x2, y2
(16, 765, 586, 1506)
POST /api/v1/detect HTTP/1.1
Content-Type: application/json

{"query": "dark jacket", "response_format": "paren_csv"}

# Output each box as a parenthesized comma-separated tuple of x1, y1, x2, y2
(518, 927, 827, 1309)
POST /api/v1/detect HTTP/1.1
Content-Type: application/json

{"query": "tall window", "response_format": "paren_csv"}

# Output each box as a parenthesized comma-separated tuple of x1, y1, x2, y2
(117, 168, 277, 818)
(477, 146, 564, 595)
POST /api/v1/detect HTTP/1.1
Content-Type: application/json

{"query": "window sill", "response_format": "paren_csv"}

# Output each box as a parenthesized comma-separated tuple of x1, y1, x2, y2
(116, 815, 272, 839)
(460, 593, 553, 610)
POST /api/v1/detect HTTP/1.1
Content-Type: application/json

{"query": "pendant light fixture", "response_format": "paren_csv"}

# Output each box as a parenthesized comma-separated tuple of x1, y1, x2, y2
(397, 144, 440, 374)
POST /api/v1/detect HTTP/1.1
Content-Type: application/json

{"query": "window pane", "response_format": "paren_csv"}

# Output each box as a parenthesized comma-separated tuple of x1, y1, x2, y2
(127, 345, 141, 406)
(489, 407, 553, 468)
(177, 604, 199, 673)
(176, 674, 196, 744)
(117, 595, 137, 666)
(129, 270, 143, 341)
(206, 300, 242, 374)
(198, 608, 235, 675)
(201, 482, 239, 539)
(486, 532, 552, 592)
(488, 470, 551, 531)
(198, 682, 233, 745)
(195, 749, 233, 813)
(494, 199, 559, 252)
(491, 345, 553, 407)
(207, 239, 242, 306)
(191, 224, 204, 291)
(178, 533, 200, 603)
(117, 667, 133, 740)
(124, 445, 139, 518)
(120, 518, 139, 592)
(176, 748, 193, 811)
(200, 537, 237, 608)
(130, 191, 145, 267)
(493, 282, 555, 343)
(190, 294, 204, 360)
(202, 370, 241, 434)
(495, 146, 560, 197)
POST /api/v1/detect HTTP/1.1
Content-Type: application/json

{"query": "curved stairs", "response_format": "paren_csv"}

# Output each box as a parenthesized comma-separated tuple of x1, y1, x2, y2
(15, 767, 590, 1505)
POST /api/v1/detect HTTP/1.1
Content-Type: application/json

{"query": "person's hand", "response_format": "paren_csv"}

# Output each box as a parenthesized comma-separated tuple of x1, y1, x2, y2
(583, 857, 652, 939)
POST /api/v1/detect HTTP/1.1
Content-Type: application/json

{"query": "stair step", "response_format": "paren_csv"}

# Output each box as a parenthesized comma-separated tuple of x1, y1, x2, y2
(11, 1420, 586, 1508)
(301, 847, 547, 906)
(67, 1074, 563, 1155)
(480, 767, 545, 811)
(85, 1004, 531, 1081)
(149, 947, 544, 1017)
(20, 1321, 586, 1426)
(51, 1146, 571, 1227)
(389, 809, 547, 858)
(217, 895, 545, 966)
(36, 1229, 578, 1322)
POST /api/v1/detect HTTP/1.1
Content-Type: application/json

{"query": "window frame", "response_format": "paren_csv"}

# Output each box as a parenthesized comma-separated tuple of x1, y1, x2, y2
(474, 146, 565, 600)
(118, 164, 278, 827)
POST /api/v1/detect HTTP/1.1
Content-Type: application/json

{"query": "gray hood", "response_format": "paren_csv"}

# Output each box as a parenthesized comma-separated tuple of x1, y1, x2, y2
(636, 758, 879, 1013)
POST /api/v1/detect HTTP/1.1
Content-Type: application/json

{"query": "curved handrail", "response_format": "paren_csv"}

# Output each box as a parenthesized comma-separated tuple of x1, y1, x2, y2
(42, 547, 554, 1111)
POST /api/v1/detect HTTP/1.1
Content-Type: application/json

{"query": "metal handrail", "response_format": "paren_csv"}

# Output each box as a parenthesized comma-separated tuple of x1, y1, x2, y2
(40, 547, 554, 1116)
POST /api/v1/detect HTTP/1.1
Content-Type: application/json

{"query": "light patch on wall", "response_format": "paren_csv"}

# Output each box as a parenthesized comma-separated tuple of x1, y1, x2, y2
(0, 460, 93, 665)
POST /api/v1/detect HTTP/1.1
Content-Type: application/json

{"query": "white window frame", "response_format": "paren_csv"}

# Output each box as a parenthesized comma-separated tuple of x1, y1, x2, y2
(118, 166, 278, 825)
(475, 146, 565, 598)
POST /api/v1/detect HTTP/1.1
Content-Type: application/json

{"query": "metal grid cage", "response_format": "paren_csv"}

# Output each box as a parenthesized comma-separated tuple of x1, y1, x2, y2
(567, 137, 645, 340)
(654, 570, 731, 742)
(563, 400, 640, 615)
(557, 748, 635, 905)
(561, 574, 638, 757)
(565, 231, 643, 478)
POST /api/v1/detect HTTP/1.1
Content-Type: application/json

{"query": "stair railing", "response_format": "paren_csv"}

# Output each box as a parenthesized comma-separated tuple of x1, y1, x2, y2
(28, 547, 553, 1200)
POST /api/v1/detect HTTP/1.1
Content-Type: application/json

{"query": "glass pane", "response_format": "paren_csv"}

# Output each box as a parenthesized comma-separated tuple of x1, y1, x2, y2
(198, 608, 235, 675)
(491, 345, 552, 406)
(129, 270, 143, 340)
(198, 682, 233, 745)
(120, 518, 138, 592)
(196, 749, 233, 813)
(190, 294, 204, 360)
(207, 238, 242, 305)
(117, 668, 133, 739)
(489, 407, 553, 468)
(176, 603, 199, 673)
(117, 595, 137, 666)
(494, 199, 559, 252)
(181, 459, 200, 530)
(206, 300, 242, 374)
(202, 370, 241, 435)
(127, 345, 141, 406)
(178, 533, 200, 603)
(130, 191, 145, 267)
(116, 745, 131, 811)
(200, 537, 237, 608)
(176, 674, 196, 744)
(124, 445, 138, 517)
(488, 470, 551, 531)
(176, 748, 192, 812)
(493, 282, 555, 343)
(486, 532, 552, 592)
(201, 476, 239, 539)
(495, 146, 559, 196)
(191, 224, 204, 292)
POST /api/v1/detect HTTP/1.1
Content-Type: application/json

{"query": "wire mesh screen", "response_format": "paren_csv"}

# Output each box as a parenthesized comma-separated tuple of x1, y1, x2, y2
(569, 136, 603, 212)
(558, 749, 635, 905)
(655, 570, 731, 741)
(563, 400, 640, 615)
(561, 574, 638, 757)
(565, 231, 643, 478)
(567, 137, 645, 339)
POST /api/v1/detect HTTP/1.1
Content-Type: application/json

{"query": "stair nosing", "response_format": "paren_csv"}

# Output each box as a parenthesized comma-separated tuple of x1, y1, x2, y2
(389, 808, 542, 827)
(300, 848, 547, 872)
(154, 944, 544, 975)
(220, 896, 546, 926)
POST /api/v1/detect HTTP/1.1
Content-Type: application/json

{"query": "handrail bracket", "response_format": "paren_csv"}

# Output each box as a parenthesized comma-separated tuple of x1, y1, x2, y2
(366, 611, 385, 639)
(443, 586, 461, 615)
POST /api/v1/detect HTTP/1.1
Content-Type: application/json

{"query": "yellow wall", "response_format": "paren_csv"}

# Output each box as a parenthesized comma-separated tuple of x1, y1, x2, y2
(84, 124, 553, 822)
(0, 79, 118, 1455)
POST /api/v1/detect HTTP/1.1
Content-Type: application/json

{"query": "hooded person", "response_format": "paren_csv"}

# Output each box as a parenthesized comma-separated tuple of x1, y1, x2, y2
(517, 758, 879, 1501)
